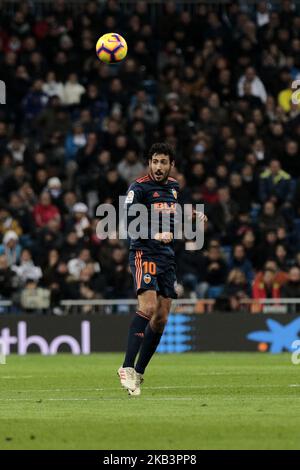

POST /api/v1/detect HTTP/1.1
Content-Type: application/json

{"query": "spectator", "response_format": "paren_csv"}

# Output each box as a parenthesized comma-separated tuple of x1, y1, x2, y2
(117, 149, 145, 184)
(42, 71, 64, 100)
(281, 140, 300, 178)
(0, 230, 22, 266)
(76, 131, 100, 176)
(12, 248, 42, 285)
(98, 167, 127, 206)
(65, 124, 87, 163)
(255, 230, 278, 269)
(278, 77, 300, 113)
(128, 89, 159, 126)
(241, 230, 258, 266)
(2, 164, 28, 199)
(263, 259, 288, 286)
(274, 244, 289, 271)
(20, 279, 50, 313)
(252, 268, 281, 300)
(97, 234, 125, 273)
(258, 200, 286, 233)
(70, 202, 90, 239)
(0, 203, 23, 237)
(61, 231, 81, 261)
(62, 73, 85, 106)
(33, 192, 61, 228)
(47, 177, 63, 206)
(176, 239, 206, 298)
(61, 191, 77, 216)
(44, 260, 74, 308)
(281, 266, 300, 300)
(7, 192, 33, 233)
(106, 247, 133, 298)
(33, 168, 49, 195)
(22, 79, 48, 121)
(36, 95, 71, 141)
(210, 187, 239, 239)
(35, 219, 64, 262)
(0, 254, 17, 299)
(80, 83, 108, 124)
(218, 269, 250, 312)
(229, 173, 252, 212)
(199, 245, 228, 298)
(42, 249, 60, 287)
(6, 135, 28, 164)
(238, 67, 267, 104)
(201, 177, 219, 205)
(259, 159, 295, 204)
(67, 248, 96, 279)
(228, 244, 254, 284)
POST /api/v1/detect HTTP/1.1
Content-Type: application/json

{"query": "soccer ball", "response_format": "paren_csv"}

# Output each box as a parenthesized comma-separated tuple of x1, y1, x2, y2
(96, 33, 128, 64)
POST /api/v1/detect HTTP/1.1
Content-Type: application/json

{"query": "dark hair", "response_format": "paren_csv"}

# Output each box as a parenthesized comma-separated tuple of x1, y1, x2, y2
(148, 142, 175, 163)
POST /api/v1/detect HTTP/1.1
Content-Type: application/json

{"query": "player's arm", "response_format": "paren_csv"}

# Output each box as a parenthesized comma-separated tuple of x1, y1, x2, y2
(124, 182, 147, 239)
(124, 183, 144, 206)
(193, 209, 208, 223)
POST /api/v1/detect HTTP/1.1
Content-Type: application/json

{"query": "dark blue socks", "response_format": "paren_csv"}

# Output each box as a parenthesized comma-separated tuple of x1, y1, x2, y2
(123, 311, 149, 368)
(135, 324, 163, 374)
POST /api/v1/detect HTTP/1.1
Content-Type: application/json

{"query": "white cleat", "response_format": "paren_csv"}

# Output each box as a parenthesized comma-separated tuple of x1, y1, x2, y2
(128, 372, 144, 396)
(117, 367, 136, 393)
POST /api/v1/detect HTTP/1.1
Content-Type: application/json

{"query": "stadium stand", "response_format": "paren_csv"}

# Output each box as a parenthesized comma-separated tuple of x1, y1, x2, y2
(0, 0, 300, 312)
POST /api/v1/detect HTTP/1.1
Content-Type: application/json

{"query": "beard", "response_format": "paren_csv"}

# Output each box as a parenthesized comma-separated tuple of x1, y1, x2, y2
(150, 168, 170, 184)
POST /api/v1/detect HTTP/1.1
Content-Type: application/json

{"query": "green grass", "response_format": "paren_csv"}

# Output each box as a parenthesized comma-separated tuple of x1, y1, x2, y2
(0, 353, 299, 450)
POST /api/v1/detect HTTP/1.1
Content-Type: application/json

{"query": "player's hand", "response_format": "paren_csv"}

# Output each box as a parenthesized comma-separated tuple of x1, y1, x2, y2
(154, 232, 173, 244)
(193, 209, 208, 223)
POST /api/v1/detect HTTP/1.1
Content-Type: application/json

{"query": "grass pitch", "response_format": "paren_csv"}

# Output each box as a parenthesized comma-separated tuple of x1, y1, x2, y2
(0, 353, 299, 450)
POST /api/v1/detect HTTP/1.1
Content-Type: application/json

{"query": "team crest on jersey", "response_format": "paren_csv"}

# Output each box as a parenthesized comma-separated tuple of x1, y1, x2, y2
(171, 189, 177, 199)
(125, 190, 134, 204)
(144, 274, 151, 284)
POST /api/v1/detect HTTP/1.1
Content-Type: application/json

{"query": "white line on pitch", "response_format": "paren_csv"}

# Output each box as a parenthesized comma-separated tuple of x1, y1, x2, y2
(0, 384, 292, 394)
(0, 376, 33, 379)
(0, 397, 193, 402)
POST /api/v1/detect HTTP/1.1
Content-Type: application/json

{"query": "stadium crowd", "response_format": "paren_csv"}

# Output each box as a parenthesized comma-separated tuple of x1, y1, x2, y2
(1, 0, 300, 312)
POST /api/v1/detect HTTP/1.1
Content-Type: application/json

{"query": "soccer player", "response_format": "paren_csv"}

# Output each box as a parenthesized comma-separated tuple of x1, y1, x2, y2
(118, 143, 207, 396)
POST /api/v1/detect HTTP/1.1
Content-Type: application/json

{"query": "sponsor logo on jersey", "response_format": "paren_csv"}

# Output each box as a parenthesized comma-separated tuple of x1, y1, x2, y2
(153, 202, 176, 213)
(125, 190, 134, 204)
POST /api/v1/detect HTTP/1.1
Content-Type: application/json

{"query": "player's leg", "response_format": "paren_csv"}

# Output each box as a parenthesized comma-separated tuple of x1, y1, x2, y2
(122, 289, 157, 368)
(131, 261, 177, 394)
(118, 251, 159, 392)
(134, 260, 176, 380)
(134, 295, 172, 378)
(153, 295, 172, 332)
(119, 290, 158, 392)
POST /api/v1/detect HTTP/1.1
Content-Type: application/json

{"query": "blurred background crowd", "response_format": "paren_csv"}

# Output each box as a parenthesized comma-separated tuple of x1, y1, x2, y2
(1, 0, 300, 313)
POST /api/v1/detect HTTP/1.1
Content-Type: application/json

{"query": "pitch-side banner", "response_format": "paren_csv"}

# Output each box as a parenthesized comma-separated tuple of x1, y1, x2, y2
(0, 314, 299, 355)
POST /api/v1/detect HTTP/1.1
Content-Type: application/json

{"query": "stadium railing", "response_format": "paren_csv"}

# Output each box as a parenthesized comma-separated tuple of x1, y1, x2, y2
(0, 300, 14, 314)
(1, 299, 300, 315)
(60, 298, 300, 315)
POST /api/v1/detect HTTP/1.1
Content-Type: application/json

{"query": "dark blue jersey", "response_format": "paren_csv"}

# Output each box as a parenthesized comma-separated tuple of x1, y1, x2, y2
(124, 174, 179, 259)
